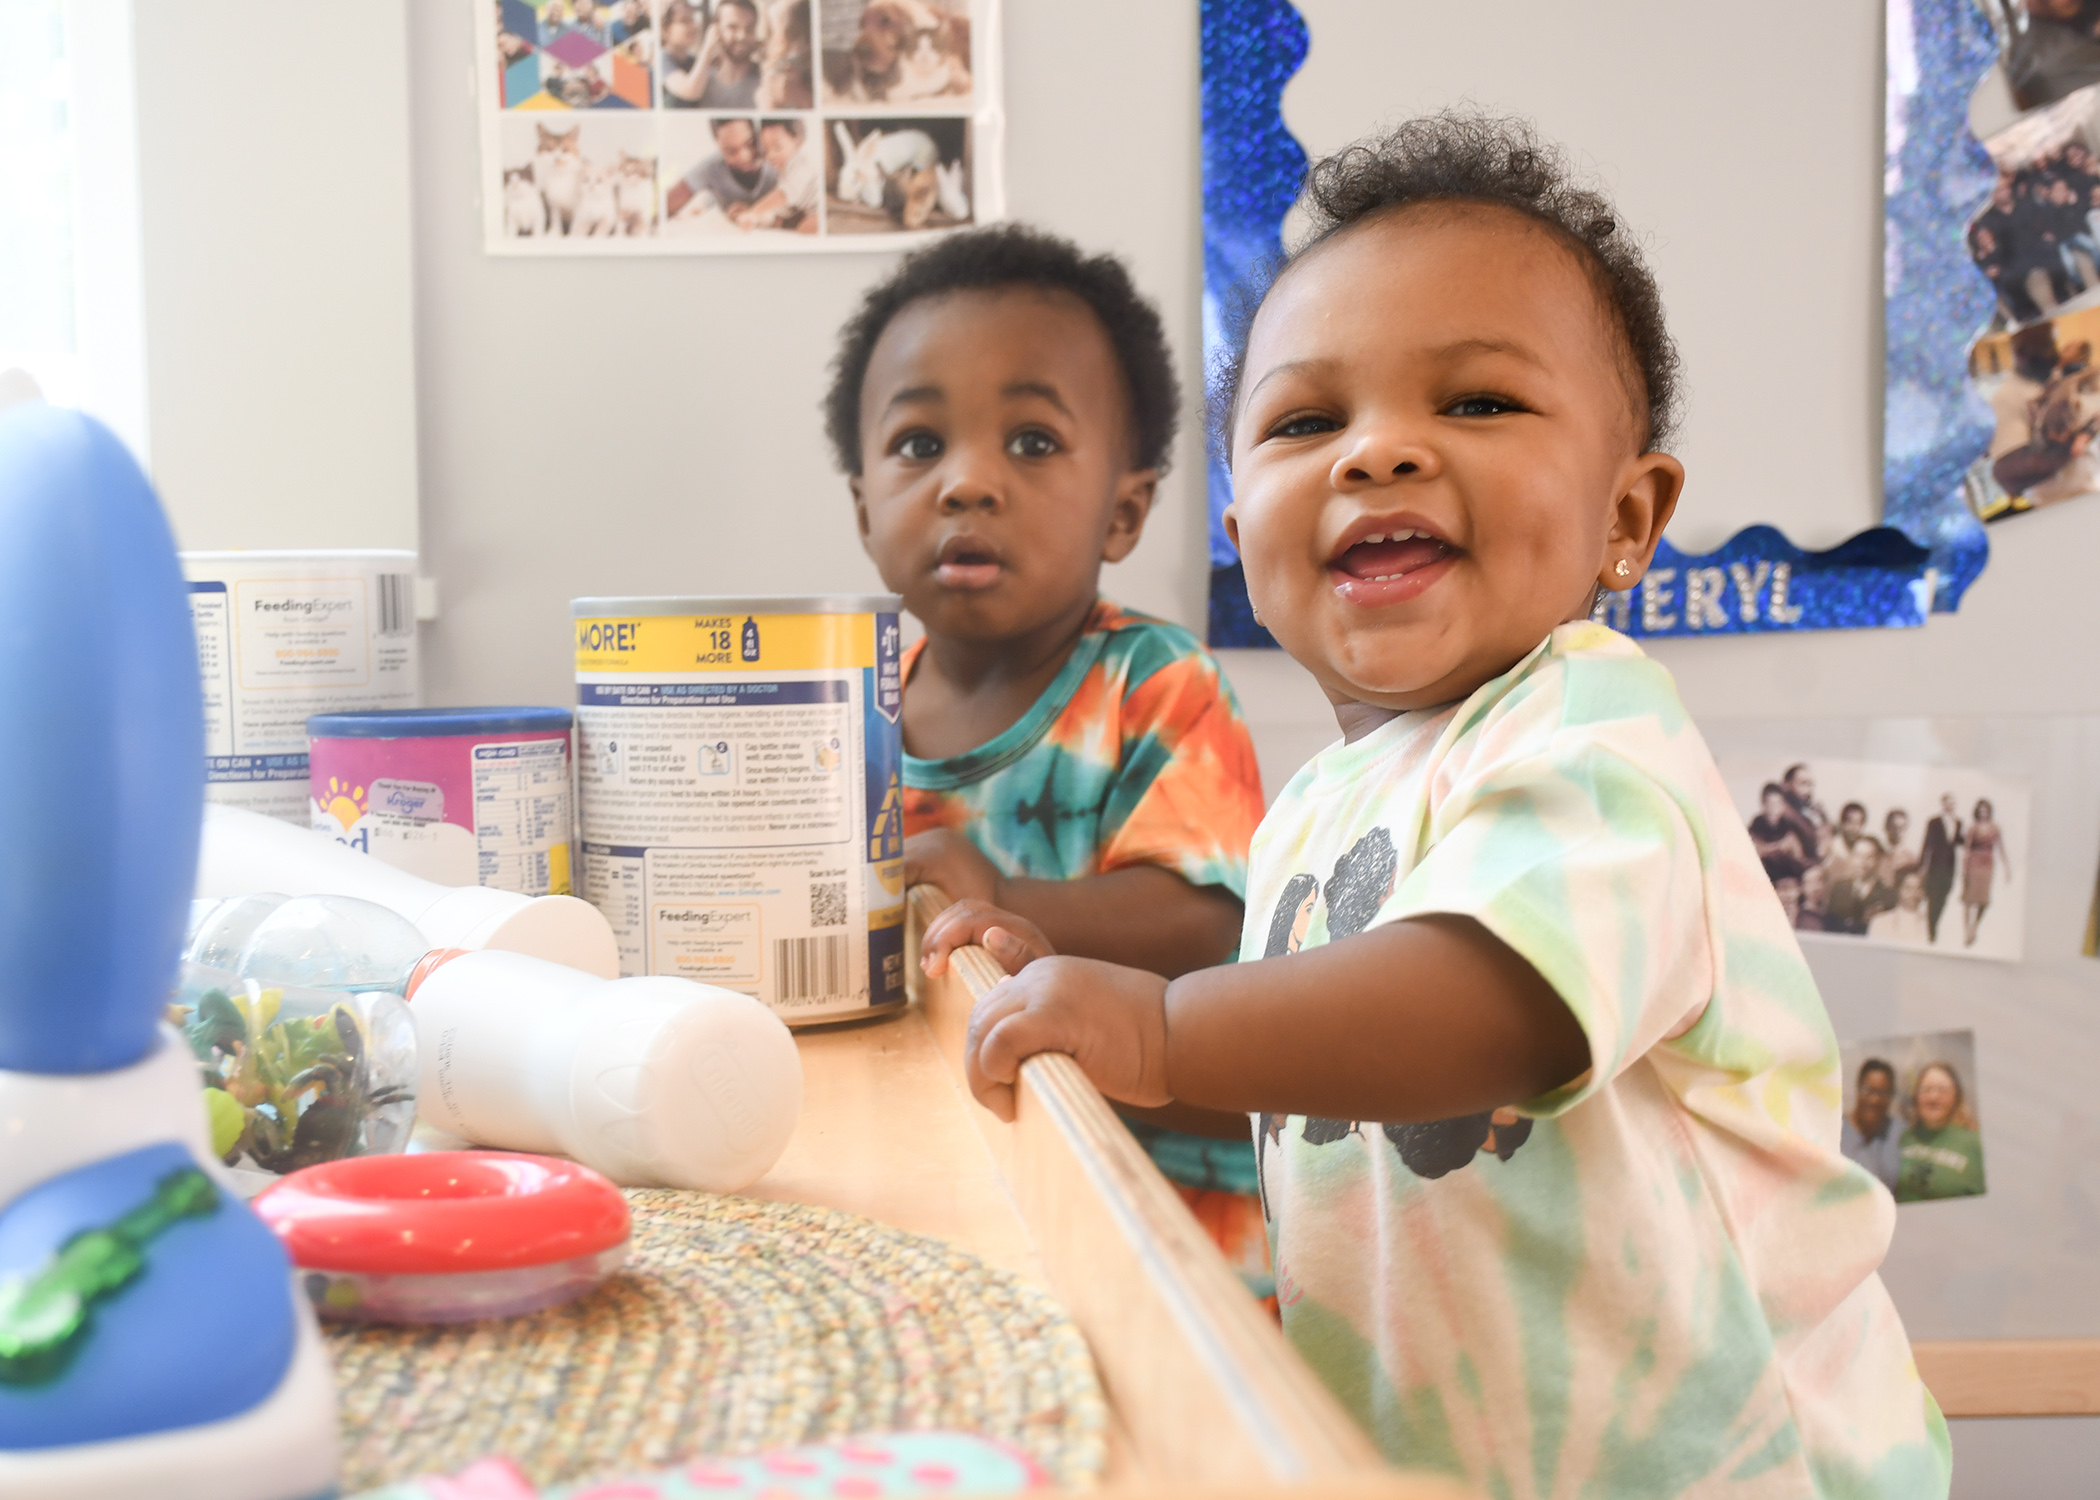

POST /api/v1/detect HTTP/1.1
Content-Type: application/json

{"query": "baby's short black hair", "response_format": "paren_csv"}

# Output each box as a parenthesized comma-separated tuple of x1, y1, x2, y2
(1212, 111, 1682, 455)
(824, 223, 1179, 476)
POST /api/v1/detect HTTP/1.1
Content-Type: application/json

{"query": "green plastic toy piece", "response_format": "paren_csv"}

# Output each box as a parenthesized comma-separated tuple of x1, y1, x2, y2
(0, 1167, 218, 1384)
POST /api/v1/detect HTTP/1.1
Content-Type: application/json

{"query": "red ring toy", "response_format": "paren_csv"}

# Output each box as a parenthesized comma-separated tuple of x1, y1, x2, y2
(254, 1152, 630, 1323)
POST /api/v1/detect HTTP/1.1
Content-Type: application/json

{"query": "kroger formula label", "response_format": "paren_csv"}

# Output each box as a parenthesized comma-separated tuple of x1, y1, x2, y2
(572, 595, 905, 1025)
(308, 707, 574, 896)
(183, 550, 420, 824)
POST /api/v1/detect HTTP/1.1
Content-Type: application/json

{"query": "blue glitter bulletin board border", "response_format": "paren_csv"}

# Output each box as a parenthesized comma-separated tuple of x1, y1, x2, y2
(1198, 0, 1995, 648)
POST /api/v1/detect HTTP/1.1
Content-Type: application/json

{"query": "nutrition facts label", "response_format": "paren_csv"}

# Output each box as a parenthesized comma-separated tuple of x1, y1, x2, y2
(471, 739, 573, 896)
(186, 564, 418, 822)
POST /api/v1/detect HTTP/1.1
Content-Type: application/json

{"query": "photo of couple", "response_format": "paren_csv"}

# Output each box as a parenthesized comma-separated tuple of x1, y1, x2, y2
(1839, 1030, 1986, 1205)
(1727, 756, 2029, 961)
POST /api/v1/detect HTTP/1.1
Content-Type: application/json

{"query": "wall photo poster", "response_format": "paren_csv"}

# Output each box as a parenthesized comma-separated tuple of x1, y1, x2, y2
(1720, 755, 2031, 962)
(1957, 4, 2100, 521)
(1839, 1029, 1987, 1205)
(477, 0, 1002, 254)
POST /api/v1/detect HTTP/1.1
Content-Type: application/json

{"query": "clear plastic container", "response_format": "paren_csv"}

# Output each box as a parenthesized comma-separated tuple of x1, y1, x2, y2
(169, 963, 418, 1175)
(185, 892, 290, 971)
(298, 1247, 627, 1324)
(231, 894, 430, 994)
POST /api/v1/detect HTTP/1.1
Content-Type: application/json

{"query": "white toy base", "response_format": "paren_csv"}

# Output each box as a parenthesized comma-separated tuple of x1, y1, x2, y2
(0, 1290, 340, 1500)
(0, 1030, 218, 1207)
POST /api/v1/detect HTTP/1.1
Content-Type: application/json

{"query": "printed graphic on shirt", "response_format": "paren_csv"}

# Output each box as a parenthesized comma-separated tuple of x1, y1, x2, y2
(1252, 828, 1533, 1210)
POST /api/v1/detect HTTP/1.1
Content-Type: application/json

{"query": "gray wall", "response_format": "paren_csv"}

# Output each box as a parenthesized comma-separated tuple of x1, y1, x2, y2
(133, 3, 420, 552)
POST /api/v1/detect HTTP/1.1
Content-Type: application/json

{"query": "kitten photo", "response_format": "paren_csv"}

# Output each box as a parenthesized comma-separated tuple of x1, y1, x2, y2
(533, 123, 585, 235)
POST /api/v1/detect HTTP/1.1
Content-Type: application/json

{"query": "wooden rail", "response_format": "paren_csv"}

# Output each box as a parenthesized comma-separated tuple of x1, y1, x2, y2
(905, 886, 1402, 1488)
(1914, 1339, 2100, 1418)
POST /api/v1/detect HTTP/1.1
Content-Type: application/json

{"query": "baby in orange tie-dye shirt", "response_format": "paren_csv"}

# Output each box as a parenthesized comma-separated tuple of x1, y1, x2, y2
(823, 224, 1273, 1290)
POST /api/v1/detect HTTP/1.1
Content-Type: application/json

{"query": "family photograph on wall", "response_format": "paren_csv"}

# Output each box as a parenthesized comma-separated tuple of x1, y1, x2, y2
(1839, 1029, 1987, 1204)
(1723, 756, 2030, 962)
(1962, 3, 2100, 519)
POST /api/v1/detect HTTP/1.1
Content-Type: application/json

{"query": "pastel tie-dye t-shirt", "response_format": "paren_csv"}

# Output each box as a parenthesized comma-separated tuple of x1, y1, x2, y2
(1246, 622, 1948, 1499)
(901, 599, 1262, 896)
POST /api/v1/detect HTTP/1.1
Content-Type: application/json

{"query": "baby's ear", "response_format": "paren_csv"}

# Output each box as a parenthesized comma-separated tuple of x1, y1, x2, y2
(1602, 451, 1686, 582)
(1100, 466, 1158, 563)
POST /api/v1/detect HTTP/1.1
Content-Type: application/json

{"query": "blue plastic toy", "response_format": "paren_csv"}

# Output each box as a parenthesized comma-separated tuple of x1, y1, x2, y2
(0, 405, 339, 1498)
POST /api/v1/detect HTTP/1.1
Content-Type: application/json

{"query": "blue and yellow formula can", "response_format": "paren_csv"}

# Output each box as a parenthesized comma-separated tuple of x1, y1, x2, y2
(572, 594, 905, 1025)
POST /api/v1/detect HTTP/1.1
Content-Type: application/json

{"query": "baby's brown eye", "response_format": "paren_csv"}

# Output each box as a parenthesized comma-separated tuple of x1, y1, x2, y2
(895, 431, 943, 461)
(1446, 395, 1520, 417)
(1007, 428, 1060, 459)
(1274, 415, 1339, 438)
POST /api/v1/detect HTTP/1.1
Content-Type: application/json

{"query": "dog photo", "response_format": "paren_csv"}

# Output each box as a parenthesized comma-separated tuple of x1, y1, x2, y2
(1719, 755, 2031, 963)
(824, 116, 970, 235)
(1838, 1030, 1986, 1205)
(663, 114, 820, 235)
(499, 114, 659, 238)
(820, 0, 974, 107)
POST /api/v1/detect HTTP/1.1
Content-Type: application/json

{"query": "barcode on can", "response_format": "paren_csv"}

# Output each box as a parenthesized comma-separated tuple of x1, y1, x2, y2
(772, 935, 851, 1003)
(376, 573, 414, 637)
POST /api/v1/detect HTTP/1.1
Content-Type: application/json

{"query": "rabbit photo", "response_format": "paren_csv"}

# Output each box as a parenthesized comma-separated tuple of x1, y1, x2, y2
(828, 118, 968, 233)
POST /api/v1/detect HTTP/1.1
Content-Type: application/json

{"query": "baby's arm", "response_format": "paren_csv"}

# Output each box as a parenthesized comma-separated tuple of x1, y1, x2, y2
(906, 828, 1242, 978)
(954, 915, 1589, 1125)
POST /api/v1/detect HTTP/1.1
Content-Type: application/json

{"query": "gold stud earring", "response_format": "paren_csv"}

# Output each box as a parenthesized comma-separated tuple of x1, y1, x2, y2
(1614, 559, 1633, 578)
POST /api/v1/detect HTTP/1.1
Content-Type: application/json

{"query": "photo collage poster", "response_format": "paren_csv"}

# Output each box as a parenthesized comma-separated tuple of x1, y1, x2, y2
(1718, 755, 2031, 963)
(1958, 2, 2100, 520)
(476, 0, 1002, 253)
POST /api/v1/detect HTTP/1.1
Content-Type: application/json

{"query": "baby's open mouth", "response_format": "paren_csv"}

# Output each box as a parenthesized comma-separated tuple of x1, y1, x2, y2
(1326, 526, 1458, 606)
(1331, 529, 1454, 582)
(934, 535, 1003, 591)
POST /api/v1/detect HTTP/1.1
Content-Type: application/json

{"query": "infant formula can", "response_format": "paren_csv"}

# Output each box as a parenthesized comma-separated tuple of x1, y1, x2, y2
(307, 706, 575, 896)
(572, 594, 905, 1025)
(183, 550, 420, 823)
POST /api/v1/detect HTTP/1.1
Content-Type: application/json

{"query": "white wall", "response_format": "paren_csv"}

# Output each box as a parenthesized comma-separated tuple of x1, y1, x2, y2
(132, 1, 420, 552)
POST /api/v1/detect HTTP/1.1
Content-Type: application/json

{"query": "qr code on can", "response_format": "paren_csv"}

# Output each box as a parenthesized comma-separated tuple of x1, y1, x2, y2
(810, 880, 847, 928)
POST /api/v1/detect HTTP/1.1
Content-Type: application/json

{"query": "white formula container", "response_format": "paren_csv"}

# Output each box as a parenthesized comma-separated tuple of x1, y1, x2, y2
(572, 594, 905, 1025)
(183, 550, 420, 823)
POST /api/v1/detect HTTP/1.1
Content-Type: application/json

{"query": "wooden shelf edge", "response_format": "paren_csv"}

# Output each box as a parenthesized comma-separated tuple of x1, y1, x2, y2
(1914, 1338, 2100, 1418)
(907, 886, 1388, 1487)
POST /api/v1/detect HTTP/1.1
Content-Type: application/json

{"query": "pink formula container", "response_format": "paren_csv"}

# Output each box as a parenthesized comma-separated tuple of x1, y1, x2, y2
(307, 707, 574, 896)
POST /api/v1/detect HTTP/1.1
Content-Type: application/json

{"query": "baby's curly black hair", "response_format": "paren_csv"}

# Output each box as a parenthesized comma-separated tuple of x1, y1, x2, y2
(1212, 111, 1681, 455)
(824, 224, 1179, 476)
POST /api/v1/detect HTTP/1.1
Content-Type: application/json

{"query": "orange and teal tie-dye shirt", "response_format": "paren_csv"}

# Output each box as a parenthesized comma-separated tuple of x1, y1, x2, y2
(901, 599, 1262, 896)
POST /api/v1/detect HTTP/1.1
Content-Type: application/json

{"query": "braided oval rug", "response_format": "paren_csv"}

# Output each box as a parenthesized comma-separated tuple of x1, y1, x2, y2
(325, 1190, 1106, 1493)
